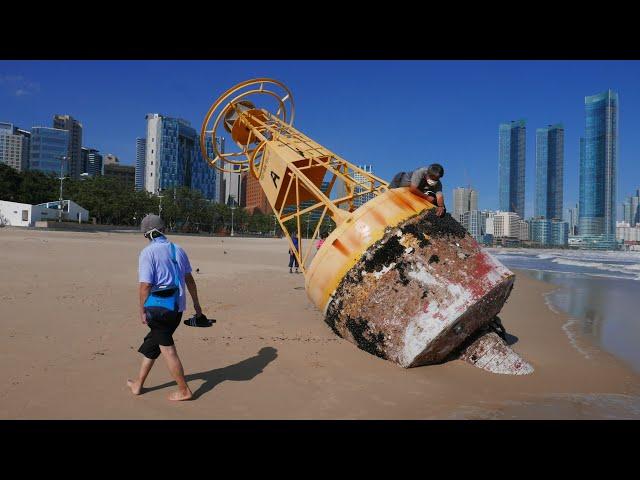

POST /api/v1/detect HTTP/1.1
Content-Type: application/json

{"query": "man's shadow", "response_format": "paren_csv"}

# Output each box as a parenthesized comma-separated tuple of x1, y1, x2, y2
(145, 347, 278, 399)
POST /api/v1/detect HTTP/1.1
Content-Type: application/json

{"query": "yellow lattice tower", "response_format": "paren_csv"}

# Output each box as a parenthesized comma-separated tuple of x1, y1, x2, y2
(200, 78, 434, 311)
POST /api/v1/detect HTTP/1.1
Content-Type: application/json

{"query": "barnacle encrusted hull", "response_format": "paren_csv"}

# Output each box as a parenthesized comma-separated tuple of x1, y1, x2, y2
(324, 210, 517, 368)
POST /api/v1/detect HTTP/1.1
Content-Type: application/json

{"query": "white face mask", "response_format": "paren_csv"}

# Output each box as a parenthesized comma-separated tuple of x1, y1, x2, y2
(426, 178, 438, 186)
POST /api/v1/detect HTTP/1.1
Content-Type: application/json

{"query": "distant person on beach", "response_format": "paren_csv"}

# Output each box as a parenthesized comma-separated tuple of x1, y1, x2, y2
(389, 163, 446, 217)
(127, 214, 204, 401)
(289, 231, 299, 274)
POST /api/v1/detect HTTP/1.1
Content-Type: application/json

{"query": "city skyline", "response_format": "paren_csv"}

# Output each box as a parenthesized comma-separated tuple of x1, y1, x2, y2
(2, 61, 640, 218)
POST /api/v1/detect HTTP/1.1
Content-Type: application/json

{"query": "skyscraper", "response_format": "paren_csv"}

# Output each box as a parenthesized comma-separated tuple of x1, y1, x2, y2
(453, 187, 478, 222)
(53, 115, 83, 179)
(191, 133, 217, 201)
(353, 164, 375, 208)
(246, 169, 273, 214)
(498, 120, 526, 218)
(535, 124, 564, 220)
(144, 113, 217, 200)
(0, 122, 30, 172)
(240, 171, 247, 208)
(80, 147, 89, 175)
(29, 127, 69, 175)
(135, 138, 146, 191)
(578, 90, 618, 239)
(86, 148, 103, 177)
(222, 161, 242, 206)
(492, 211, 522, 238)
(529, 218, 569, 247)
(567, 202, 579, 236)
(461, 210, 484, 241)
(622, 189, 640, 227)
(214, 137, 225, 204)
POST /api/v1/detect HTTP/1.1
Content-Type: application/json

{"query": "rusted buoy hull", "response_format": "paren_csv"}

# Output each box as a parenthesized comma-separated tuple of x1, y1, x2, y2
(324, 209, 529, 372)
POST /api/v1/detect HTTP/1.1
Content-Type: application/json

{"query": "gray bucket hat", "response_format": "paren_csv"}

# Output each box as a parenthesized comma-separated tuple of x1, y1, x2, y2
(140, 214, 165, 233)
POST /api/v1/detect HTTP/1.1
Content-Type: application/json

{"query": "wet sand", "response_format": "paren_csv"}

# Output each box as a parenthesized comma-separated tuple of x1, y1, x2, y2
(1, 228, 639, 419)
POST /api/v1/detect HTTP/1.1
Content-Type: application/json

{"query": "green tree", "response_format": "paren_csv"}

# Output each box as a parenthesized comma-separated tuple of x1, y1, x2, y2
(0, 164, 22, 202)
(16, 170, 58, 205)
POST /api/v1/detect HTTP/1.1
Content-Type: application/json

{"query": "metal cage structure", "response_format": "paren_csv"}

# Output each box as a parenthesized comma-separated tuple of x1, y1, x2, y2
(200, 78, 388, 272)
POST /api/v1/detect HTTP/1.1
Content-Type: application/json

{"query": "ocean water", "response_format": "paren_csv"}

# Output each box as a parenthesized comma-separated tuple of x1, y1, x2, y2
(486, 248, 640, 374)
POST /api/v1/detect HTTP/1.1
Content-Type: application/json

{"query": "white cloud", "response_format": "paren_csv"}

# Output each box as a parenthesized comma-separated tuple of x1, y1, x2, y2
(0, 74, 40, 97)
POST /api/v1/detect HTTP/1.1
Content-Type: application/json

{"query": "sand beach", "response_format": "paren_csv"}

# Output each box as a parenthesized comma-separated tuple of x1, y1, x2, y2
(1, 228, 639, 419)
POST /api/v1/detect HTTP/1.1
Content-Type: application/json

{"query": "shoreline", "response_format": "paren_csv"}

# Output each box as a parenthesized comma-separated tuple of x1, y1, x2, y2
(1, 229, 639, 419)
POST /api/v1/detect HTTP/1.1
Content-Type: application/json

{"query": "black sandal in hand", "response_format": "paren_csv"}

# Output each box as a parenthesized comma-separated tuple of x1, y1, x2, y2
(184, 313, 216, 327)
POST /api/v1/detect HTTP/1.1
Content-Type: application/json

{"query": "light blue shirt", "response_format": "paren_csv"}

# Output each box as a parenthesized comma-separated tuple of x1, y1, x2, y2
(138, 236, 192, 312)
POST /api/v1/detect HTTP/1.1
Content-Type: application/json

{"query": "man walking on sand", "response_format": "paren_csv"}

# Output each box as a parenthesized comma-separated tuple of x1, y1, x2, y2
(127, 214, 204, 401)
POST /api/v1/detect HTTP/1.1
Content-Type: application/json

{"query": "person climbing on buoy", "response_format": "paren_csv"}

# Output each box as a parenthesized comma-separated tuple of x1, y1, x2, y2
(389, 163, 447, 217)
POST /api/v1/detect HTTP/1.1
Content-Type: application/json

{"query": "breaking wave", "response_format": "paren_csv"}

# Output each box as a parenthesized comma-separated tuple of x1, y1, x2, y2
(490, 248, 640, 281)
(551, 258, 640, 280)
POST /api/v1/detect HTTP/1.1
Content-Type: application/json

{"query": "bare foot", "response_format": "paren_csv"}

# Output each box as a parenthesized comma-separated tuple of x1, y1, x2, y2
(168, 388, 193, 401)
(127, 379, 142, 395)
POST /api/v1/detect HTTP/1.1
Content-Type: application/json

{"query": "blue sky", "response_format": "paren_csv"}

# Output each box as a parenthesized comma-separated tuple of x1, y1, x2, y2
(1, 60, 639, 218)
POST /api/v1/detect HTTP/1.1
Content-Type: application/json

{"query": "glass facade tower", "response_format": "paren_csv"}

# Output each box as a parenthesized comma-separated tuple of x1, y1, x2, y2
(53, 115, 83, 179)
(499, 120, 526, 219)
(144, 114, 217, 200)
(578, 90, 618, 238)
(353, 164, 375, 208)
(535, 124, 564, 220)
(29, 127, 69, 175)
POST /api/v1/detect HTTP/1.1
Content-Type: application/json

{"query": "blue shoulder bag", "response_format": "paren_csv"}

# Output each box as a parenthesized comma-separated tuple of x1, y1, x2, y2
(143, 242, 181, 311)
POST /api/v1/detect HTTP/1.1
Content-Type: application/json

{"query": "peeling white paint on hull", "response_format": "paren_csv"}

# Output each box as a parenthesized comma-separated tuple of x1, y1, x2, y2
(324, 209, 533, 375)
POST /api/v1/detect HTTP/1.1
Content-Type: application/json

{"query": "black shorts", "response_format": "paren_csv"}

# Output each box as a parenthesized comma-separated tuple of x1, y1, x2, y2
(138, 308, 183, 360)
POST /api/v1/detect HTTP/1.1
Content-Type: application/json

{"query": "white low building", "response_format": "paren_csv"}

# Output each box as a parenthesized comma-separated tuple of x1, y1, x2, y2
(617, 223, 640, 242)
(36, 200, 89, 223)
(1, 200, 42, 227)
(0, 199, 89, 227)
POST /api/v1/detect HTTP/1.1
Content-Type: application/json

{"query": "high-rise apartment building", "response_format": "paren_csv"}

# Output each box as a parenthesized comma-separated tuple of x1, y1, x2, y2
(0, 122, 30, 172)
(499, 120, 526, 218)
(567, 202, 579, 236)
(53, 115, 83, 179)
(529, 218, 569, 246)
(86, 148, 103, 177)
(80, 147, 89, 175)
(215, 137, 225, 204)
(622, 189, 640, 227)
(144, 114, 218, 201)
(135, 138, 146, 191)
(353, 164, 375, 208)
(453, 187, 478, 222)
(245, 169, 272, 214)
(578, 90, 618, 238)
(461, 210, 484, 240)
(221, 161, 242, 206)
(29, 127, 69, 175)
(492, 211, 521, 238)
(535, 124, 564, 219)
